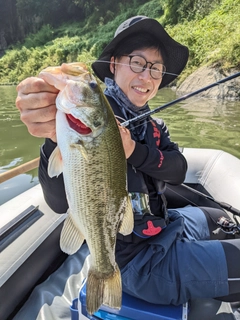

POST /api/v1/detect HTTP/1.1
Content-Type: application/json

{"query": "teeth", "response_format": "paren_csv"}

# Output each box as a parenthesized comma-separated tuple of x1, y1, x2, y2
(134, 86, 148, 93)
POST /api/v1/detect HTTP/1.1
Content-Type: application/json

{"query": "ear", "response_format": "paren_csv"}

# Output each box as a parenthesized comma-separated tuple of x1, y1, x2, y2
(110, 56, 115, 74)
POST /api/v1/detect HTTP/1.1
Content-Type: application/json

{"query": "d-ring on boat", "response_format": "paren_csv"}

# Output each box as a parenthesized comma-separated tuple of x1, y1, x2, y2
(0, 147, 240, 320)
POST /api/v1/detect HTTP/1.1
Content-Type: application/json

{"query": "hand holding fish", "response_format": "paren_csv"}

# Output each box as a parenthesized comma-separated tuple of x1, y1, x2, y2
(116, 119, 136, 159)
(16, 76, 59, 142)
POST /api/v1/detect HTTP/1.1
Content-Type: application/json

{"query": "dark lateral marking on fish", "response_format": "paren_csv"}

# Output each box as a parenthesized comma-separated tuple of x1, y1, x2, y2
(66, 113, 92, 134)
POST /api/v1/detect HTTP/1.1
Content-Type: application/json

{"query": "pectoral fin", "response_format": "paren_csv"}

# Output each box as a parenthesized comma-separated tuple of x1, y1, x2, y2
(118, 195, 134, 236)
(71, 143, 89, 162)
(48, 146, 63, 177)
(60, 213, 85, 255)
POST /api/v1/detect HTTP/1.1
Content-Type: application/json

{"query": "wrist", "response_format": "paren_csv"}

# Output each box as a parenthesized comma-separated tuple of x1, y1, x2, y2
(126, 140, 136, 159)
(43, 138, 58, 159)
(127, 142, 148, 166)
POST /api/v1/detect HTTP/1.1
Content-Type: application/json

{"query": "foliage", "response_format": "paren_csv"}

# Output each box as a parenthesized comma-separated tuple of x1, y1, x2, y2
(162, 0, 221, 25)
(0, 0, 239, 85)
(164, 0, 240, 81)
(23, 25, 56, 48)
(137, 0, 164, 19)
(0, 35, 97, 84)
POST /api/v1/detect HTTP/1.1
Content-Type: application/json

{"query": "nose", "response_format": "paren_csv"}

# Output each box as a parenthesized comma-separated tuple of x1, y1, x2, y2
(138, 66, 152, 80)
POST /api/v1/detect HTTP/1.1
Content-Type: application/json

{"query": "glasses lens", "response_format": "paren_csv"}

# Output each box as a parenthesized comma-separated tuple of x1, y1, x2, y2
(129, 56, 146, 73)
(129, 55, 166, 79)
(150, 63, 166, 79)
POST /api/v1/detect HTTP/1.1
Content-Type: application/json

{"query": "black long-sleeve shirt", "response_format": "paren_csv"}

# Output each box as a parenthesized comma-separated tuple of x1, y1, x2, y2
(39, 103, 187, 215)
(38, 98, 187, 267)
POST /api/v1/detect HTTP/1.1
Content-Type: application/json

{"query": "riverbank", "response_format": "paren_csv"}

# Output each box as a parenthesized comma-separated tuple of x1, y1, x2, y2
(0, 0, 239, 87)
(177, 66, 240, 100)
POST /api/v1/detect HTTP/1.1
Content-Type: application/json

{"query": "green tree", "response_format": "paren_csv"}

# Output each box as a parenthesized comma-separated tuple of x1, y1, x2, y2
(163, 0, 221, 25)
(0, 0, 19, 46)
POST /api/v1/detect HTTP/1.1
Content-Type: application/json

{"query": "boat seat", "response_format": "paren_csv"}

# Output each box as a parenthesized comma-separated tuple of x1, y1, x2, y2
(71, 285, 236, 320)
(182, 148, 240, 213)
(70, 281, 188, 320)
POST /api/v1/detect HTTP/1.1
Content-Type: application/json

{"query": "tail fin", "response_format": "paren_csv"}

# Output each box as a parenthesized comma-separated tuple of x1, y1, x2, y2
(86, 265, 122, 315)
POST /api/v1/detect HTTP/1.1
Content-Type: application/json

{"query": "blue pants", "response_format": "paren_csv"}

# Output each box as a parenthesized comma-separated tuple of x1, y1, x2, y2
(121, 206, 229, 305)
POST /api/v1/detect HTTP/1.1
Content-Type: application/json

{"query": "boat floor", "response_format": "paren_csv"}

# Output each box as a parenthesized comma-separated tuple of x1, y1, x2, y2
(10, 243, 239, 320)
(2, 147, 240, 320)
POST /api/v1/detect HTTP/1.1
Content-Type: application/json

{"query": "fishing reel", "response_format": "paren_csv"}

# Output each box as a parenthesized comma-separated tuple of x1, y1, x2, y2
(213, 216, 240, 236)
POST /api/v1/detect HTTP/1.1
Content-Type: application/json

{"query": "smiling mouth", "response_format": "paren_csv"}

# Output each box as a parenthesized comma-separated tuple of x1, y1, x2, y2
(133, 86, 149, 93)
(66, 114, 92, 134)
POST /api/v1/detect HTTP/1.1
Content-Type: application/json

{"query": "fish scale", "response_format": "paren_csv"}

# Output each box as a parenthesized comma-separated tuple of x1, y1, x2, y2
(39, 62, 134, 315)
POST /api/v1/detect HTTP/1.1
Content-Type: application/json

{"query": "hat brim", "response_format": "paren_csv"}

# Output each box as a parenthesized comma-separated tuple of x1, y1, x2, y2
(92, 17, 189, 89)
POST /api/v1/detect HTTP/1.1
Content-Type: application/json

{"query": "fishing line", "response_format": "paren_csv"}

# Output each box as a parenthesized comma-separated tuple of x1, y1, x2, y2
(181, 183, 240, 216)
(125, 94, 204, 132)
(85, 59, 184, 131)
(86, 59, 179, 77)
(84, 59, 198, 131)
(166, 185, 200, 208)
(121, 72, 240, 127)
(85, 60, 240, 132)
(166, 185, 240, 233)
(115, 115, 127, 122)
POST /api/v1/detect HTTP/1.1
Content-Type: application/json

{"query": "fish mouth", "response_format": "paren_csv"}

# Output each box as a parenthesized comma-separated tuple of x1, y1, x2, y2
(66, 114, 92, 135)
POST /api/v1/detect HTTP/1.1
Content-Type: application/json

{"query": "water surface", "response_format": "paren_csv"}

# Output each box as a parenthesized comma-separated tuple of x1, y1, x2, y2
(0, 85, 239, 205)
(0, 86, 43, 204)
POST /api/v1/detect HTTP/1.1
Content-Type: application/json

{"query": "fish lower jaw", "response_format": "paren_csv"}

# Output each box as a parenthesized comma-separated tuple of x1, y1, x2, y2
(66, 113, 92, 134)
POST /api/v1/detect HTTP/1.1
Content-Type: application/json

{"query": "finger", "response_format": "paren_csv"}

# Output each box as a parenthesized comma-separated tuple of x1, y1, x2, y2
(20, 105, 56, 140)
(115, 118, 129, 133)
(20, 104, 57, 125)
(16, 91, 58, 112)
(118, 124, 130, 134)
(26, 120, 56, 141)
(16, 77, 59, 95)
(20, 106, 57, 142)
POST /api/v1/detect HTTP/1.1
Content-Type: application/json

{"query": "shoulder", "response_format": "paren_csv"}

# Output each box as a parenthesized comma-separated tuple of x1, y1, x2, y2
(151, 118, 169, 134)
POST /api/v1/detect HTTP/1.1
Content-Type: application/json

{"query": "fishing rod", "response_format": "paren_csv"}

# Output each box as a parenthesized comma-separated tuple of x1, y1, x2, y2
(180, 183, 240, 235)
(121, 71, 240, 127)
(181, 183, 240, 216)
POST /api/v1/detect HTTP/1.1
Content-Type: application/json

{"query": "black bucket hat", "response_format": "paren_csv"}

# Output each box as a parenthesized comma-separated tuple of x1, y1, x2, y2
(92, 16, 189, 89)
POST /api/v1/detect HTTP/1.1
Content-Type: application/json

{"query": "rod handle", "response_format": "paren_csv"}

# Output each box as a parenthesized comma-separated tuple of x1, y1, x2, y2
(0, 157, 40, 183)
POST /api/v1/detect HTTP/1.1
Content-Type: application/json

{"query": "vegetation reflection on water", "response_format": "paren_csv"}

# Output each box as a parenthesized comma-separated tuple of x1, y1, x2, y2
(0, 85, 239, 204)
(150, 88, 240, 158)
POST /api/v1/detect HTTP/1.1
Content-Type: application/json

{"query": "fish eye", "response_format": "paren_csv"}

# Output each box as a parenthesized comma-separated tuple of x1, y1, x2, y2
(93, 120, 102, 127)
(89, 81, 98, 89)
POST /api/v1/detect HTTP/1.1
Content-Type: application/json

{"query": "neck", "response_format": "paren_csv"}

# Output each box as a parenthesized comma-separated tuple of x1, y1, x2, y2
(104, 77, 150, 142)
(104, 78, 148, 114)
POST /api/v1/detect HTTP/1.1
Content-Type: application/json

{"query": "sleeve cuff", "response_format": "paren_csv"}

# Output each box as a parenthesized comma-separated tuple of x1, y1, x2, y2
(42, 138, 57, 160)
(127, 142, 149, 168)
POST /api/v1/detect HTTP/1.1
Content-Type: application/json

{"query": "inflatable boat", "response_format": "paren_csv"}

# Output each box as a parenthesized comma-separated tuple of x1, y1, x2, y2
(1, 147, 240, 320)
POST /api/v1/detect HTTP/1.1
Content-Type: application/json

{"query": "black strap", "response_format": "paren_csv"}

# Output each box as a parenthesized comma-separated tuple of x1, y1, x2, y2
(117, 212, 168, 244)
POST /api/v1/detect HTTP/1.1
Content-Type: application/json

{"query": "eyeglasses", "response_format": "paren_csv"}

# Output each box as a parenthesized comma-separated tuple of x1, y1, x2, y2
(123, 55, 166, 80)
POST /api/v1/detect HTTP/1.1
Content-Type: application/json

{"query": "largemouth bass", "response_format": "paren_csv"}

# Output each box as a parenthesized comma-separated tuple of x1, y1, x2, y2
(39, 63, 133, 315)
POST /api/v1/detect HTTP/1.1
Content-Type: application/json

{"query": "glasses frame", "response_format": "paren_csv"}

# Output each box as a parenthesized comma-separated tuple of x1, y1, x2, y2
(123, 55, 166, 80)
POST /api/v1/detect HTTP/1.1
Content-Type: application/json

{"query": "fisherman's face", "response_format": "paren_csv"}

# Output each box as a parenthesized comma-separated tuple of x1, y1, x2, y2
(110, 48, 163, 107)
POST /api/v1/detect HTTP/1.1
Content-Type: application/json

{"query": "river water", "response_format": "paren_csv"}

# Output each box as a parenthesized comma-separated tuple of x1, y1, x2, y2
(0, 85, 240, 205)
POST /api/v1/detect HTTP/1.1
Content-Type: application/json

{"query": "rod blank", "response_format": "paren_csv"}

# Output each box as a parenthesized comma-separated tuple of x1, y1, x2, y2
(121, 72, 240, 127)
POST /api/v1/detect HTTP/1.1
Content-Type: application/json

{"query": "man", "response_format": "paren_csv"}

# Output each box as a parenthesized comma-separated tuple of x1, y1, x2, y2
(16, 16, 240, 305)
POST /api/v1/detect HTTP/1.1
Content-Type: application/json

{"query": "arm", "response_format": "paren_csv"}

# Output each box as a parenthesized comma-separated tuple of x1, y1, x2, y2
(39, 139, 68, 213)
(121, 119, 187, 185)
(16, 77, 68, 212)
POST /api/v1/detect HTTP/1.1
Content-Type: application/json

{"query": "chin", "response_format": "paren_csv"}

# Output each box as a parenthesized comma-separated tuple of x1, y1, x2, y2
(135, 101, 148, 107)
(130, 97, 148, 107)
